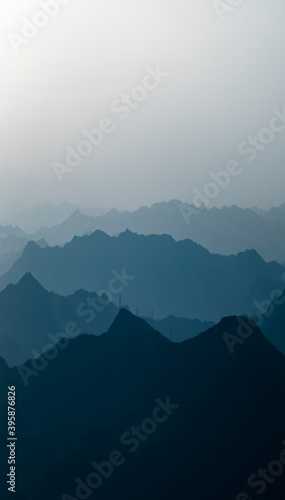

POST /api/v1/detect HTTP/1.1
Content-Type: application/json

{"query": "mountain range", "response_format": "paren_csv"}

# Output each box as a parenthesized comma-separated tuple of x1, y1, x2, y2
(0, 202, 108, 234)
(30, 201, 285, 262)
(0, 201, 284, 499)
(0, 273, 117, 366)
(0, 310, 284, 500)
(0, 230, 283, 322)
(0, 274, 215, 366)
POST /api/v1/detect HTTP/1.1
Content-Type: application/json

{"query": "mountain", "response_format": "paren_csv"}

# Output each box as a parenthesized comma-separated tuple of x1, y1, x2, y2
(0, 311, 284, 499)
(251, 205, 268, 217)
(143, 314, 214, 342)
(265, 202, 285, 224)
(0, 224, 27, 239)
(0, 232, 49, 279)
(0, 273, 217, 366)
(261, 289, 285, 354)
(0, 273, 118, 366)
(30, 201, 285, 262)
(0, 234, 28, 257)
(0, 202, 108, 234)
(0, 230, 283, 322)
(33, 209, 102, 245)
(0, 227, 30, 276)
(0, 248, 23, 277)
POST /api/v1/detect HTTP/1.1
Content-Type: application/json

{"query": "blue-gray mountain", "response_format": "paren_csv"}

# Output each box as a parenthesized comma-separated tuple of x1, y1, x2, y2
(31, 201, 285, 262)
(0, 202, 108, 234)
(0, 230, 283, 322)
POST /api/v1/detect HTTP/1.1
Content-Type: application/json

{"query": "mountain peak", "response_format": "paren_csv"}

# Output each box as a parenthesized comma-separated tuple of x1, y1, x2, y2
(3, 273, 47, 296)
(18, 272, 41, 285)
(23, 240, 42, 253)
(68, 209, 89, 221)
(107, 308, 166, 345)
(108, 308, 153, 333)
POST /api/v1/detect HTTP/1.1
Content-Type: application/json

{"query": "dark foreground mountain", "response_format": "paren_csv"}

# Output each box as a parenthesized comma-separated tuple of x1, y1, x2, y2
(32, 201, 285, 262)
(0, 230, 283, 321)
(261, 289, 285, 354)
(0, 310, 284, 499)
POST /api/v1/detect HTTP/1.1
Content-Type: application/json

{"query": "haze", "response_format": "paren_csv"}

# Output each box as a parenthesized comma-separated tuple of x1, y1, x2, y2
(0, 0, 284, 211)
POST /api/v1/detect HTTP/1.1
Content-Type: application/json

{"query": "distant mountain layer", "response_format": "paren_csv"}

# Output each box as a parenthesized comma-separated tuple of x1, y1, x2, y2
(0, 248, 23, 277)
(0, 311, 284, 499)
(0, 225, 47, 277)
(0, 230, 284, 322)
(0, 273, 118, 367)
(32, 201, 285, 262)
(0, 226, 47, 276)
(265, 202, 285, 223)
(0, 202, 108, 233)
(0, 228, 28, 269)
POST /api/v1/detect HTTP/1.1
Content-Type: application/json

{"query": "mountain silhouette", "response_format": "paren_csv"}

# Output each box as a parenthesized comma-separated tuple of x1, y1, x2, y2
(0, 310, 284, 499)
(0, 273, 214, 366)
(0, 233, 47, 278)
(265, 202, 285, 224)
(0, 231, 283, 322)
(33, 209, 100, 245)
(30, 201, 285, 262)
(0, 202, 108, 234)
(261, 289, 285, 354)
(143, 314, 214, 341)
(0, 273, 118, 366)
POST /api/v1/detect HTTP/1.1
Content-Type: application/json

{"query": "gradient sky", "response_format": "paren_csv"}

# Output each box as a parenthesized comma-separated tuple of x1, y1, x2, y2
(0, 0, 285, 211)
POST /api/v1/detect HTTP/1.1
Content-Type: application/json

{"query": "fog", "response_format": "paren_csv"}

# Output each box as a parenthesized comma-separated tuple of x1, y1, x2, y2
(0, 0, 284, 211)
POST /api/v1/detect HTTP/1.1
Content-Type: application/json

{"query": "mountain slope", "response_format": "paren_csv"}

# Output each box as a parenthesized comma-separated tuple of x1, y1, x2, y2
(0, 273, 118, 366)
(0, 273, 217, 366)
(0, 311, 284, 500)
(143, 314, 214, 342)
(31, 201, 285, 262)
(0, 231, 283, 322)
(33, 209, 101, 245)
(0, 202, 108, 233)
(261, 289, 285, 354)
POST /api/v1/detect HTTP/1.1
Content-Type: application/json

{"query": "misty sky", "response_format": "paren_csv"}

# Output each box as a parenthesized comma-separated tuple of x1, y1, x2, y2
(0, 0, 285, 211)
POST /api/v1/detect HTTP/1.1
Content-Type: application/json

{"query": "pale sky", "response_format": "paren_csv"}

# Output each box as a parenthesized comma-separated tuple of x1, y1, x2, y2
(0, 0, 284, 211)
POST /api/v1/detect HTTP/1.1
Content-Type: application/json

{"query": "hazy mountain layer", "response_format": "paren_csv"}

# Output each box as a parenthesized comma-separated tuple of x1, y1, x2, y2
(31, 201, 285, 262)
(0, 230, 283, 322)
